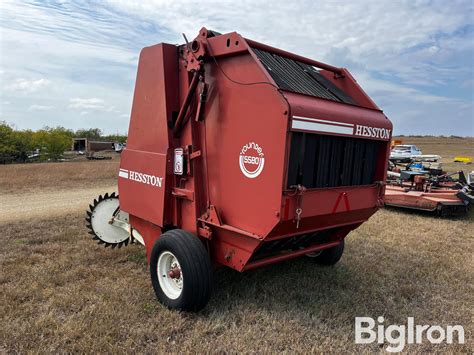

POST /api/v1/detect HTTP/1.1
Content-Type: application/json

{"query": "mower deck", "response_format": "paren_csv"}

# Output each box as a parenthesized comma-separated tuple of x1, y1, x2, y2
(385, 184, 469, 215)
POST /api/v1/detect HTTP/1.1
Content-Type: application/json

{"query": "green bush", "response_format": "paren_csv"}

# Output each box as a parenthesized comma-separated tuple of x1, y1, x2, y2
(0, 122, 35, 163)
(33, 127, 72, 161)
(0, 122, 127, 164)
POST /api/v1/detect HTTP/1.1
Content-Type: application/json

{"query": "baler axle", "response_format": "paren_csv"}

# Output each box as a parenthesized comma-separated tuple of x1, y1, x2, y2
(168, 267, 182, 279)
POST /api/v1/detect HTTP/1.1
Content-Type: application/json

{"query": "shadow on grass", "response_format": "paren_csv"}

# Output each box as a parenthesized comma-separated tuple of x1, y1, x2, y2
(203, 234, 469, 326)
(209, 258, 373, 319)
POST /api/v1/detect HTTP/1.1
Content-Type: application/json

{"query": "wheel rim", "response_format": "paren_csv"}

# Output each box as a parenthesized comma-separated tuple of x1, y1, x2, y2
(306, 251, 322, 258)
(157, 251, 183, 299)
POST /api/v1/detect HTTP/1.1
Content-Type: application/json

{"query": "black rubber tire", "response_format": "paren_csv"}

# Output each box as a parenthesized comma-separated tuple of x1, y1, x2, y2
(150, 229, 213, 311)
(312, 240, 345, 266)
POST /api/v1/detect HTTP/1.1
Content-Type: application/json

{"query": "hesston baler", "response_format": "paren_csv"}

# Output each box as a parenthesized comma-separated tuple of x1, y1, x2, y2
(86, 28, 392, 311)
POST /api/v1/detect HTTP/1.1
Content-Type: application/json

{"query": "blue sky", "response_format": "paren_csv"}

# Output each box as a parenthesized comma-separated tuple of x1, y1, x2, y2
(0, 0, 473, 136)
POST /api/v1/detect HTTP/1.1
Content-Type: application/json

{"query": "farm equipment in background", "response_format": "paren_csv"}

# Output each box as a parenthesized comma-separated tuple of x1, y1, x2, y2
(389, 144, 441, 163)
(86, 27, 392, 311)
(385, 159, 474, 215)
(73, 139, 125, 160)
(390, 139, 403, 149)
(454, 156, 472, 164)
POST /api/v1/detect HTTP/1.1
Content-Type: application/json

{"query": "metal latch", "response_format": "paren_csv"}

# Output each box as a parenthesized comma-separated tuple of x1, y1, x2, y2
(289, 184, 306, 229)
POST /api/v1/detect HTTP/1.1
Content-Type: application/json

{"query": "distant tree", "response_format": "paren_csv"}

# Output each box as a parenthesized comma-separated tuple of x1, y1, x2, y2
(12, 129, 35, 162)
(0, 122, 127, 163)
(33, 127, 71, 161)
(0, 122, 16, 163)
(53, 126, 74, 138)
(102, 134, 127, 144)
(46, 128, 71, 160)
(0, 122, 36, 163)
(74, 128, 102, 139)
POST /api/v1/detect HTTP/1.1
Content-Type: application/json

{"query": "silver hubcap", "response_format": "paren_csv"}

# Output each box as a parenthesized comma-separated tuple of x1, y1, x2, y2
(157, 251, 183, 299)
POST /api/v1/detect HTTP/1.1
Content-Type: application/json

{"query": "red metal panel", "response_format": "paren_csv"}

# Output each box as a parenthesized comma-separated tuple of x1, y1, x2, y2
(202, 53, 289, 238)
(267, 208, 374, 240)
(118, 149, 170, 226)
(208, 227, 262, 271)
(243, 241, 342, 271)
(119, 43, 178, 227)
(126, 43, 179, 153)
(283, 185, 381, 219)
(285, 91, 392, 141)
(129, 215, 162, 262)
(206, 32, 248, 57)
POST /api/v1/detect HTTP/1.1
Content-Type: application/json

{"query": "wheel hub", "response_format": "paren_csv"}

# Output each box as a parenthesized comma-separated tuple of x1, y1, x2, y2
(85, 192, 130, 248)
(157, 251, 183, 299)
(168, 267, 181, 279)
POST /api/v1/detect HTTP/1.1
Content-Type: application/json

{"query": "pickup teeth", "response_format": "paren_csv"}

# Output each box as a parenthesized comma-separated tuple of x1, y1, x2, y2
(85, 193, 129, 248)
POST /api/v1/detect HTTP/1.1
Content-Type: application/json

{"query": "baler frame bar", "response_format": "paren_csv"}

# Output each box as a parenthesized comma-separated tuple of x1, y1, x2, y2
(173, 70, 201, 136)
(243, 240, 342, 271)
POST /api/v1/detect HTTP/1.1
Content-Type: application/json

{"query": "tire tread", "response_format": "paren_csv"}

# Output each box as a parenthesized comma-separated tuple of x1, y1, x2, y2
(150, 229, 213, 311)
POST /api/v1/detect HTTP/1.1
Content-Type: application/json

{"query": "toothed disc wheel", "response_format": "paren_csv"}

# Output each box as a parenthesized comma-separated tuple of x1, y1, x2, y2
(85, 193, 130, 248)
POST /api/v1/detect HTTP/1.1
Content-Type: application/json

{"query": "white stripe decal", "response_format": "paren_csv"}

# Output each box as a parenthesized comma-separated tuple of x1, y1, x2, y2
(119, 171, 129, 178)
(291, 120, 354, 135)
(292, 115, 354, 127)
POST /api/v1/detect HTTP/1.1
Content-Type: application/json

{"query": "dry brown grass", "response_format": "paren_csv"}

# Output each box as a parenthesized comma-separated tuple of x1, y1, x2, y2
(0, 159, 119, 194)
(1, 137, 473, 353)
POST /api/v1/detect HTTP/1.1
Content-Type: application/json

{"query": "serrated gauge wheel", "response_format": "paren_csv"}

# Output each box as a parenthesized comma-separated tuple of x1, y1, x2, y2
(85, 192, 130, 248)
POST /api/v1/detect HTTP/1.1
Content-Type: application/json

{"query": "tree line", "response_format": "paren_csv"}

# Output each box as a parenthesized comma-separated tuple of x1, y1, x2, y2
(0, 121, 127, 164)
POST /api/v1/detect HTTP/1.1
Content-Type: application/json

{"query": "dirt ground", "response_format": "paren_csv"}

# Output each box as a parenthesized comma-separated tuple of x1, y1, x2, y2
(0, 186, 116, 224)
(1, 137, 472, 353)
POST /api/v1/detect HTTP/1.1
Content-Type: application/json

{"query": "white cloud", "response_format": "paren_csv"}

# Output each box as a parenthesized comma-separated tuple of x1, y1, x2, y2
(69, 98, 105, 110)
(28, 104, 54, 111)
(355, 73, 461, 105)
(0, 0, 472, 135)
(7, 78, 51, 93)
(68, 98, 121, 114)
(104, 1, 470, 67)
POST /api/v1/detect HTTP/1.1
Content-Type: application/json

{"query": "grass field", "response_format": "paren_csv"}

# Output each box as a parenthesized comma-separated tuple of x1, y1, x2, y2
(1, 137, 472, 353)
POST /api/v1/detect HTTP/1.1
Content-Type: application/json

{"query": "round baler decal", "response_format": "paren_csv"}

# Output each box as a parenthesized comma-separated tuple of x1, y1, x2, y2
(239, 142, 265, 178)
